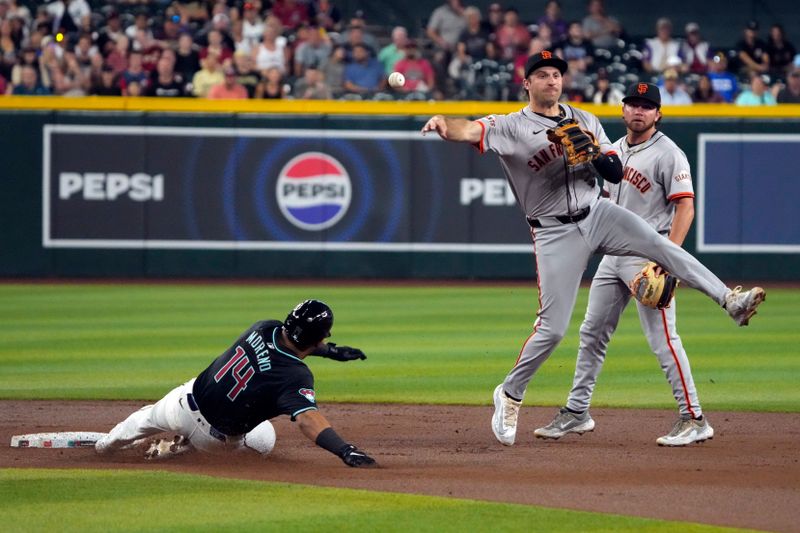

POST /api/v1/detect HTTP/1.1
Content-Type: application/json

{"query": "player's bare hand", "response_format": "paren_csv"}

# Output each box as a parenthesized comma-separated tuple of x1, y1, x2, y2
(421, 115, 447, 139)
(341, 445, 377, 468)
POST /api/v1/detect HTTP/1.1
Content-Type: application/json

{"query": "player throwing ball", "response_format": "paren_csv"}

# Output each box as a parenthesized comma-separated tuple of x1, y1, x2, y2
(96, 299, 377, 467)
(420, 52, 765, 447)
(535, 83, 722, 446)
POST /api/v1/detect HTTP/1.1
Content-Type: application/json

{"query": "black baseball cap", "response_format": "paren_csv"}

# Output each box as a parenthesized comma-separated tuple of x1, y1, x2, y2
(622, 82, 661, 108)
(524, 51, 567, 77)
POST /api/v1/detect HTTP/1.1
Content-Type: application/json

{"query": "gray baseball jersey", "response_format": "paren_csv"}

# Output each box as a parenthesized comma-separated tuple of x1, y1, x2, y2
(566, 131, 704, 419)
(475, 105, 614, 217)
(607, 131, 694, 232)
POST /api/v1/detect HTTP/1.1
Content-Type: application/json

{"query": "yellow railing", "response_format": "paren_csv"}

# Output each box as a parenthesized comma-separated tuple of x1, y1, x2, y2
(1, 95, 799, 118)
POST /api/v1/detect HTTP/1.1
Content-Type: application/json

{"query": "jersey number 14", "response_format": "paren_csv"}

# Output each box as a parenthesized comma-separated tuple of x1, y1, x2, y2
(213, 346, 255, 401)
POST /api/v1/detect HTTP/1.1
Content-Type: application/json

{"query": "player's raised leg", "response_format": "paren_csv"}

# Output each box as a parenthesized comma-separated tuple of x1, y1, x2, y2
(585, 200, 765, 325)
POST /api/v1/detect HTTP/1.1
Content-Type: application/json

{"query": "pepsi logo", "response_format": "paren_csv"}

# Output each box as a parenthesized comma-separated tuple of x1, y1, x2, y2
(276, 152, 351, 231)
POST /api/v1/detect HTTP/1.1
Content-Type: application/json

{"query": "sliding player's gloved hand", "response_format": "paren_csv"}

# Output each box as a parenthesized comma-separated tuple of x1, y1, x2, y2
(318, 343, 366, 361)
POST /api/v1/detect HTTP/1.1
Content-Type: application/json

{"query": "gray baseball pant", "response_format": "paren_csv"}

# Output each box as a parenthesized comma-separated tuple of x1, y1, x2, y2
(503, 198, 728, 400)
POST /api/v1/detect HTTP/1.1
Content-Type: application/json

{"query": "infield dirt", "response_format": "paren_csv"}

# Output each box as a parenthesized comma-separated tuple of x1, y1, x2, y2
(2, 401, 798, 532)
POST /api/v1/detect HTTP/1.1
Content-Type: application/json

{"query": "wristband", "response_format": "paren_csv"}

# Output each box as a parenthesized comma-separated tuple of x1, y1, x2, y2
(315, 427, 350, 457)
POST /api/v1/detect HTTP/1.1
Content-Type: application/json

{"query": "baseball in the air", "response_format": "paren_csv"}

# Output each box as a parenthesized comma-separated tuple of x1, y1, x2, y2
(388, 71, 405, 88)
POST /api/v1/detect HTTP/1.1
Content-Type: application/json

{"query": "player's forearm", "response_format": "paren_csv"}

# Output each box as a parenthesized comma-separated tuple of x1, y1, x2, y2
(433, 116, 482, 143)
(669, 198, 694, 246)
(297, 409, 331, 442)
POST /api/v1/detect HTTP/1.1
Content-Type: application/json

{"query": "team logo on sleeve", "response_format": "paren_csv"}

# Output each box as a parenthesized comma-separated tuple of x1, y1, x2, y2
(276, 152, 351, 231)
(298, 388, 316, 403)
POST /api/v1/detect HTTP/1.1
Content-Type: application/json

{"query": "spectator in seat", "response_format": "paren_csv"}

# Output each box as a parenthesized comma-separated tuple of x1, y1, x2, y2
(692, 74, 724, 103)
(537, 1, 568, 43)
(450, 4, 495, 93)
(10, 64, 51, 95)
(146, 54, 186, 97)
(658, 68, 692, 105)
(591, 67, 623, 104)
(378, 26, 408, 75)
(736, 20, 769, 76)
(393, 40, 435, 94)
(342, 42, 385, 96)
(292, 65, 332, 99)
(555, 21, 593, 71)
(581, 0, 621, 49)
(201, 29, 233, 64)
(255, 66, 287, 99)
(312, 0, 343, 33)
(294, 25, 331, 78)
(192, 52, 224, 97)
(120, 50, 149, 94)
(232, 51, 260, 98)
(426, 0, 467, 56)
(679, 22, 711, 75)
(208, 66, 248, 99)
(253, 25, 288, 74)
(485, 3, 504, 35)
(495, 7, 530, 62)
(707, 52, 738, 102)
(776, 67, 800, 103)
(766, 24, 796, 82)
(735, 72, 776, 105)
(90, 65, 121, 96)
(271, 0, 311, 31)
(241, 2, 264, 50)
(321, 44, 346, 97)
(175, 33, 201, 85)
(643, 17, 681, 74)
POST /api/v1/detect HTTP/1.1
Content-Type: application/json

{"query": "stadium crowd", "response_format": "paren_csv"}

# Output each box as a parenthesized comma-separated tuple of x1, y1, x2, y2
(1, 0, 799, 104)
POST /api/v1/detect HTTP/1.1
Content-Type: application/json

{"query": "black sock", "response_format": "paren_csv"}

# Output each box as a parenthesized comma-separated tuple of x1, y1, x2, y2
(565, 406, 584, 415)
(505, 391, 522, 402)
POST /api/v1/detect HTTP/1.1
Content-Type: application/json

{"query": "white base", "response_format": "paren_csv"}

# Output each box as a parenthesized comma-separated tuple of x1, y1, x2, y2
(10, 432, 107, 448)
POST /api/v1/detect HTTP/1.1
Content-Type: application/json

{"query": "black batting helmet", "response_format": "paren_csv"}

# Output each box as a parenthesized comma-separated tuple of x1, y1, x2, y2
(283, 299, 333, 351)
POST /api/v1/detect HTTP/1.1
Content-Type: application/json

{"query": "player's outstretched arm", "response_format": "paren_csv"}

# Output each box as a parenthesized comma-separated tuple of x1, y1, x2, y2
(421, 115, 483, 143)
(296, 410, 377, 468)
(309, 343, 366, 361)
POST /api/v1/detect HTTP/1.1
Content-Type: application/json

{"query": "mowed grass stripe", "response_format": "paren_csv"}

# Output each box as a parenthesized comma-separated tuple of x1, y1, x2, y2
(0, 284, 797, 410)
(0, 469, 750, 533)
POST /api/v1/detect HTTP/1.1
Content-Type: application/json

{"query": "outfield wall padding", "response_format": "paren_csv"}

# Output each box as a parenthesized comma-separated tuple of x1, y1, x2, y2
(1, 104, 798, 280)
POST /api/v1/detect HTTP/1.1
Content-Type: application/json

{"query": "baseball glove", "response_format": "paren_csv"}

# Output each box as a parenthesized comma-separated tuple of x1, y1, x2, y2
(546, 118, 600, 166)
(630, 262, 679, 310)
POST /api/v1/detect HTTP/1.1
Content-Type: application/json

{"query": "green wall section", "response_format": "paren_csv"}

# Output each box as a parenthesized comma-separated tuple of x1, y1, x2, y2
(2, 110, 799, 280)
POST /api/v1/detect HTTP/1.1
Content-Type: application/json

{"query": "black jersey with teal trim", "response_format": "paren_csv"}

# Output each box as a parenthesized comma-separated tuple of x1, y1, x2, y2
(192, 320, 318, 435)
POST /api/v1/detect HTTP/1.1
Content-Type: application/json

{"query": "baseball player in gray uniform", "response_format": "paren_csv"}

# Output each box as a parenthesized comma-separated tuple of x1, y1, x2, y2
(420, 52, 766, 447)
(535, 82, 717, 446)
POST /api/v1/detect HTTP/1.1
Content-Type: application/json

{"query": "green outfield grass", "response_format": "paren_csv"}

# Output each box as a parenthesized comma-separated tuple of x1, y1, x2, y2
(0, 469, 751, 533)
(0, 283, 797, 411)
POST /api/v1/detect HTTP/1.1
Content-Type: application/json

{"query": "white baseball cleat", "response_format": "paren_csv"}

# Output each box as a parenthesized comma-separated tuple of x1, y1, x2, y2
(492, 384, 521, 446)
(144, 435, 192, 460)
(656, 416, 714, 446)
(724, 286, 766, 326)
(534, 408, 595, 439)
